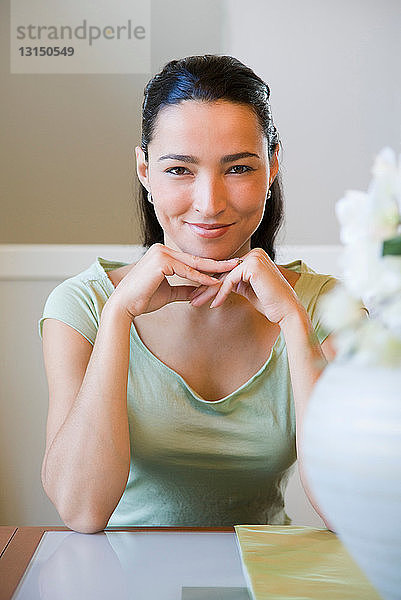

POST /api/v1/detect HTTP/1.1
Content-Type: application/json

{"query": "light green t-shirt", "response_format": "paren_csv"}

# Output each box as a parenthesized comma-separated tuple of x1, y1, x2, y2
(38, 256, 339, 527)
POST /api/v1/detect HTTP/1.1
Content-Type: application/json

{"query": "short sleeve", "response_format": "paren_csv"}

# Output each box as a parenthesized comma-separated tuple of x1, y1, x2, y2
(312, 277, 341, 344)
(38, 278, 100, 345)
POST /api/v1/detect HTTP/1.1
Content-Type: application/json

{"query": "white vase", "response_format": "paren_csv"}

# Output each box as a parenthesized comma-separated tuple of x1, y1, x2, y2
(301, 362, 401, 600)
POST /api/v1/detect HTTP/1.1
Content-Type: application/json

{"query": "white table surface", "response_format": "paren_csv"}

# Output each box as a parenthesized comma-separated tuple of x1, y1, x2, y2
(11, 530, 250, 600)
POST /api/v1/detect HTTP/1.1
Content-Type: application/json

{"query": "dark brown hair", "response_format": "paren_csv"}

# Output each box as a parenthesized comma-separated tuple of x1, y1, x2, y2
(137, 54, 284, 261)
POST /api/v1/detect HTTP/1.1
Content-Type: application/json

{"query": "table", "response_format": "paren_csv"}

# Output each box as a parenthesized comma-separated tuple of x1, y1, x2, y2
(0, 525, 381, 600)
(0, 526, 249, 600)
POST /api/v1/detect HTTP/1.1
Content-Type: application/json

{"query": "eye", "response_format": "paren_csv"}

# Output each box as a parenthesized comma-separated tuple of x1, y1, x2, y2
(165, 166, 191, 175)
(228, 165, 255, 174)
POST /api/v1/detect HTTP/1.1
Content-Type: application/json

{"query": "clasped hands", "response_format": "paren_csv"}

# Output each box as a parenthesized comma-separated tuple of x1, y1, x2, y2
(188, 247, 302, 325)
(110, 244, 302, 323)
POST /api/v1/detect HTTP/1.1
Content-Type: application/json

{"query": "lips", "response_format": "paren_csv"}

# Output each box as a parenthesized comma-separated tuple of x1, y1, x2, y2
(186, 222, 234, 238)
(188, 223, 233, 229)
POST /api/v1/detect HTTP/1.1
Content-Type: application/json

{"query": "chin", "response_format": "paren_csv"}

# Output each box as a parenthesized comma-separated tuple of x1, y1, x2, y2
(182, 237, 246, 261)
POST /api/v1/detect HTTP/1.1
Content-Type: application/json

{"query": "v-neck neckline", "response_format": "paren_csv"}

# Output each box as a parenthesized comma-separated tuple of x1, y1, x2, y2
(95, 256, 306, 404)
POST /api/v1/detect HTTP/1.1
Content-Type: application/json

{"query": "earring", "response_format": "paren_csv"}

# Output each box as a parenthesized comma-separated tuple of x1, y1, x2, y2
(267, 189, 272, 200)
(147, 191, 153, 204)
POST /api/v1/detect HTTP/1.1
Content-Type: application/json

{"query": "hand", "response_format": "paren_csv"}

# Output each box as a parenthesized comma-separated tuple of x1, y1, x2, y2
(188, 248, 303, 324)
(106, 243, 241, 319)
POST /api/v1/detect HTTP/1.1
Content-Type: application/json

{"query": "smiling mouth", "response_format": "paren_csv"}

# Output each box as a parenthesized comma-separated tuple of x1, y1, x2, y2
(187, 222, 234, 229)
(186, 222, 234, 239)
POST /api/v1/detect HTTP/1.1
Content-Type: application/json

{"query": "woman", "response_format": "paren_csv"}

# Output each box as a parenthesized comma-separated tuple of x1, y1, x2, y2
(38, 54, 339, 534)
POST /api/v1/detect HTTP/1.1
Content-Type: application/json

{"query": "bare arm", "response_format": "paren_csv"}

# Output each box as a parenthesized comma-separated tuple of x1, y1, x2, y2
(279, 306, 336, 529)
(41, 302, 133, 534)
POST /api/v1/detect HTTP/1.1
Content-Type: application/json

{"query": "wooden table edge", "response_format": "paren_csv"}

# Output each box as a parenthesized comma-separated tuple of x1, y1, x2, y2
(0, 526, 235, 600)
(0, 528, 17, 558)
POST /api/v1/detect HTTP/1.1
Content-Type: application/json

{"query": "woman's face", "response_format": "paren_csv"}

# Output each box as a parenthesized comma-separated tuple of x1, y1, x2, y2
(136, 99, 279, 260)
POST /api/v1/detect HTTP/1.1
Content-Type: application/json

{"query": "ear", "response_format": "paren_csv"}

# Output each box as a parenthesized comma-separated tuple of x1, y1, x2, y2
(268, 143, 280, 187)
(135, 146, 150, 191)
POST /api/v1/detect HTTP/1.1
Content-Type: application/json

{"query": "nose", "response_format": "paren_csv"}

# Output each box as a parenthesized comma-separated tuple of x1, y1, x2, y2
(192, 174, 227, 217)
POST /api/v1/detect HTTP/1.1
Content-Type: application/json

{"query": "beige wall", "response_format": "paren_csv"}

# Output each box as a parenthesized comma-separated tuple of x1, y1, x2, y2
(0, 0, 224, 244)
(1, 0, 399, 245)
(222, 0, 401, 244)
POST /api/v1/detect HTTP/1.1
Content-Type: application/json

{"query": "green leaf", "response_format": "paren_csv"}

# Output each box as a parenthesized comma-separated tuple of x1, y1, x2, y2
(382, 234, 401, 256)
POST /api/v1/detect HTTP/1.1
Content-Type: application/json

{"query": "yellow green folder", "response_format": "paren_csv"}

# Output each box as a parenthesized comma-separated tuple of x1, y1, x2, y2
(234, 525, 381, 600)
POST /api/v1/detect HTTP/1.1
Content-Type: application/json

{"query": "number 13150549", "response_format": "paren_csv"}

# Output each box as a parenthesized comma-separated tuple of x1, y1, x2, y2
(18, 46, 74, 56)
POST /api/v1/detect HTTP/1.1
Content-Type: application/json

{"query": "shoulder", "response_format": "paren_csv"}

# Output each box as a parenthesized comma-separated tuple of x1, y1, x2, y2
(275, 263, 338, 294)
(279, 260, 340, 328)
(106, 263, 137, 289)
(276, 265, 302, 290)
(283, 259, 340, 297)
(99, 247, 147, 288)
(38, 261, 111, 343)
(45, 262, 108, 305)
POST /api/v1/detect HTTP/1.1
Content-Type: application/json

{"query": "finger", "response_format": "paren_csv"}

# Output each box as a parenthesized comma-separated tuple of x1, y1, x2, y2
(161, 245, 243, 273)
(188, 271, 228, 301)
(209, 269, 244, 308)
(168, 259, 223, 286)
(188, 284, 207, 301)
(190, 284, 220, 307)
(189, 271, 229, 305)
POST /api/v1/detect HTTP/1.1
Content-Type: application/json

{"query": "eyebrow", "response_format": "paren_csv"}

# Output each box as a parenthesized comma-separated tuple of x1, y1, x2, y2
(157, 151, 260, 164)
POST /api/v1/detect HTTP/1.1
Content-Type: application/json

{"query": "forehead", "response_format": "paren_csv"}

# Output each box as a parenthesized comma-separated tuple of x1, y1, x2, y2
(150, 100, 267, 154)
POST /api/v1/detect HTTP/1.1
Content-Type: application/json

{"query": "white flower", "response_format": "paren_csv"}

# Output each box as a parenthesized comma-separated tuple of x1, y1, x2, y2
(368, 189, 399, 241)
(376, 289, 401, 335)
(335, 191, 370, 244)
(318, 283, 364, 332)
(353, 320, 401, 368)
(323, 145, 401, 368)
(370, 146, 401, 229)
(371, 146, 396, 177)
(367, 180, 400, 242)
(336, 148, 400, 249)
(338, 241, 383, 300)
